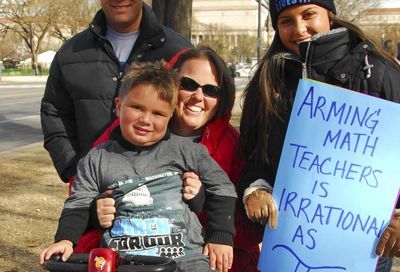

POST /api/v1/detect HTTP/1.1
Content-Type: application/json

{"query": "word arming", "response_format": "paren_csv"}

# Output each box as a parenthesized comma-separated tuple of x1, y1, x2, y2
(297, 86, 381, 135)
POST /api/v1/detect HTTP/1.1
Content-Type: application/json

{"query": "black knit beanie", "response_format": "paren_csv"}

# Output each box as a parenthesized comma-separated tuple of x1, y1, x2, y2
(269, 0, 336, 30)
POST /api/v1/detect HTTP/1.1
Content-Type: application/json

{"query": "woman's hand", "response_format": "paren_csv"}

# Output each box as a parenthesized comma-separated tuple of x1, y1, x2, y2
(96, 189, 116, 228)
(376, 211, 400, 258)
(182, 171, 202, 200)
(245, 188, 278, 229)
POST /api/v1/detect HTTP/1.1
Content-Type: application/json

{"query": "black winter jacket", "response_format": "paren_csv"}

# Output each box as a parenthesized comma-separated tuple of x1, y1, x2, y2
(241, 28, 400, 207)
(41, 4, 191, 182)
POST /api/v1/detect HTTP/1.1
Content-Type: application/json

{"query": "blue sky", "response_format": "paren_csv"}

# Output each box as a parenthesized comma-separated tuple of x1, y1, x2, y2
(381, 0, 400, 8)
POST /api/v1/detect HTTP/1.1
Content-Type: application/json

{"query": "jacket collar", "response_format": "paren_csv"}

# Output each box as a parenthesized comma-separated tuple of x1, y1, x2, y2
(326, 39, 374, 84)
(199, 117, 231, 156)
(296, 28, 374, 84)
(138, 3, 166, 48)
(89, 3, 166, 48)
(296, 28, 350, 76)
(89, 9, 107, 38)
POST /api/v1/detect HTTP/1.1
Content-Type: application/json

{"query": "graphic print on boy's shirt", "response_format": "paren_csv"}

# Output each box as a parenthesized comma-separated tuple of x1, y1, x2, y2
(102, 171, 204, 259)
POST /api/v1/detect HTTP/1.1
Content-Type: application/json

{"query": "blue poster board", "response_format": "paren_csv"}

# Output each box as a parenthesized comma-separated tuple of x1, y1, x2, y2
(259, 79, 400, 272)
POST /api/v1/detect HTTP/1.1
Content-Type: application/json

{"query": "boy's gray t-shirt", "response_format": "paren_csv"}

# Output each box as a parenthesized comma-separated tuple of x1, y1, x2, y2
(65, 133, 237, 260)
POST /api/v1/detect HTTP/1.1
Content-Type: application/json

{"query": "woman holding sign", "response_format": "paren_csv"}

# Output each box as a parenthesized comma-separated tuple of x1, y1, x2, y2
(239, 0, 400, 271)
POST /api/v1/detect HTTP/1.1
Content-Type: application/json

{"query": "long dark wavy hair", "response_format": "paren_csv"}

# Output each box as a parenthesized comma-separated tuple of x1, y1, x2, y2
(239, 12, 400, 167)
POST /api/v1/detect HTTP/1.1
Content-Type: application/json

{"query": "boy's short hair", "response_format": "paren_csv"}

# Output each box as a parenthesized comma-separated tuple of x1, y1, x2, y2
(119, 61, 179, 109)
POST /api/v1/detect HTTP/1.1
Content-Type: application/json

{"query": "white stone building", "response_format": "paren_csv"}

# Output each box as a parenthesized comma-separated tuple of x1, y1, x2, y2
(357, 8, 400, 41)
(191, 0, 271, 48)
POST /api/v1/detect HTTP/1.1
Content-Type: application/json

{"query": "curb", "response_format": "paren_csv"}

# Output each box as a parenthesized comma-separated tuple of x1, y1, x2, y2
(0, 75, 48, 83)
(0, 142, 43, 156)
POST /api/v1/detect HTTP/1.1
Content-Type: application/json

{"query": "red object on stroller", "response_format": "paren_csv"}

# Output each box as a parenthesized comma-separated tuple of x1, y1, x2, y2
(88, 248, 119, 272)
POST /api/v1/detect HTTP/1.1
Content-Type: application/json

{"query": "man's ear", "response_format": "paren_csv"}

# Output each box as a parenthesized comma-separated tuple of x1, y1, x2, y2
(115, 97, 121, 118)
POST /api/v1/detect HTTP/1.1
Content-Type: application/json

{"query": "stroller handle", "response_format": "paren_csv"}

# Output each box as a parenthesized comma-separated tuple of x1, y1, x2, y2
(43, 253, 177, 272)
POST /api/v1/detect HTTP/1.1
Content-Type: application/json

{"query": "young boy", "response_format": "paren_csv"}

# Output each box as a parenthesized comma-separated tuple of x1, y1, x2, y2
(39, 61, 237, 271)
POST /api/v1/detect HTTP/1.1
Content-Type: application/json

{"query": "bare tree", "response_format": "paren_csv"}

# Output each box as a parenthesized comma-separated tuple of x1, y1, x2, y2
(372, 23, 400, 45)
(51, 0, 99, 42)
(334, 0, 381, 21)
(193, 19, 257, 64)
(192, 19, 229, 59)
(0, 0, 59, 74)
(231, 35, 258, 64)
(152, 0, 192, 40)
(197, 24, 229, 60)
(0, 32, 23, 61)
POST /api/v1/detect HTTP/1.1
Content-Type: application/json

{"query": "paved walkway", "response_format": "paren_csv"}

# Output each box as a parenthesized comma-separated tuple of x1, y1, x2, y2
(0, 75, 48, 83)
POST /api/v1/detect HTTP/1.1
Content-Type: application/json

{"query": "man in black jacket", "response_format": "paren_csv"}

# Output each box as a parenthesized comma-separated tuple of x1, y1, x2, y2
(41, 1, 192, 183)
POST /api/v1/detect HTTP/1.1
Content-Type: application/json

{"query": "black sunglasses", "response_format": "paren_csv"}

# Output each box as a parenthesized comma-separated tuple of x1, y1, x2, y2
(180, 77, 220, 98)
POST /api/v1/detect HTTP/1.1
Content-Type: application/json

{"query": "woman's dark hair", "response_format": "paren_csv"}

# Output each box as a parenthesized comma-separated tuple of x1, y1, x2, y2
(240, 11, 400, 167)
(172, 46, 236, 119)
(382, 39, 398, 59)
(397, 42, 400, 59)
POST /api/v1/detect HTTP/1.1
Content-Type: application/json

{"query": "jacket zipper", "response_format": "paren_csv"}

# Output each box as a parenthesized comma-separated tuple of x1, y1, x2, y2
(302, 42, 311, 79)
(282, 53, 305, 77)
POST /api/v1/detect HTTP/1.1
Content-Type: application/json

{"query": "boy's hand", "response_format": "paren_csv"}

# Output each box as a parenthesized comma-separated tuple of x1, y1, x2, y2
(376, 212, 400, 258)
(182, 172, 202, 200)
(245, 188, 278, 228)
(39, 240, 73, 265)
(96, 189, 116, 228)
(203, 243, 233, 272)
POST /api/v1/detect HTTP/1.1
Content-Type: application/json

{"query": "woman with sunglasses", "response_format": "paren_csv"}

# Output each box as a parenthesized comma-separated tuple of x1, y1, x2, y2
(79, 46, 264, 272)
(171, 46, 263, 272)
(239, 1, 400, 271)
